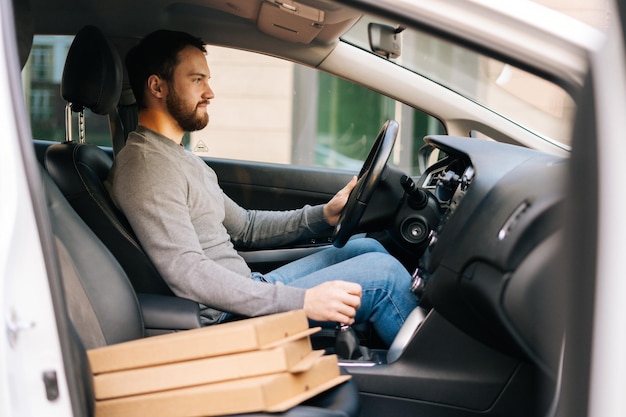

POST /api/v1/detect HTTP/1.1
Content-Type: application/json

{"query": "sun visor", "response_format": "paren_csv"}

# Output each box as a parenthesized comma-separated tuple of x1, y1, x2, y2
(257, 0, 325, 44)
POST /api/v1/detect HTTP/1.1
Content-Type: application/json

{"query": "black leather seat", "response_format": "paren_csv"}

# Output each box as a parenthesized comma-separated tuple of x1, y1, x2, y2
(44, 25, 173, 296)
(42, 166, 360, 417)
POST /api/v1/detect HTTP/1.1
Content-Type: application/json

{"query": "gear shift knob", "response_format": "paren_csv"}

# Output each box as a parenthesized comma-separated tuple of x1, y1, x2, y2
(335, 324, 365, 360)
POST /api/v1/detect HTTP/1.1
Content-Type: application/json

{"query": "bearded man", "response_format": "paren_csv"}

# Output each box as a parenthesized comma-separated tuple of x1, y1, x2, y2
(107, 30, 418, 346)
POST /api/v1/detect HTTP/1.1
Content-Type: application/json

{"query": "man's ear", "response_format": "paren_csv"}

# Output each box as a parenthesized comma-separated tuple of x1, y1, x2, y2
(147, 74, 166, 99)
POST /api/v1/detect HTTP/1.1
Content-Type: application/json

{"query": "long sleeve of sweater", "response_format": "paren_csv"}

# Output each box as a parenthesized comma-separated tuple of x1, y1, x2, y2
(108, 127, 331, 318)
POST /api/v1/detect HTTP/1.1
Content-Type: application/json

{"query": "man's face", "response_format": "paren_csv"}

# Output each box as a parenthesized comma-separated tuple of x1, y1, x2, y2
(166, 46, 214, 132)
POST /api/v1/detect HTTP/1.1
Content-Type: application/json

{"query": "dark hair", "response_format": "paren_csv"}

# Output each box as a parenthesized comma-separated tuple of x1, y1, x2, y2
(126, 30, 206, 109)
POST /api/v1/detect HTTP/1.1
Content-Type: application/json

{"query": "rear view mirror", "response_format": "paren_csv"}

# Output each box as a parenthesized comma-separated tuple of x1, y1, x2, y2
(368, 23, 403, 59)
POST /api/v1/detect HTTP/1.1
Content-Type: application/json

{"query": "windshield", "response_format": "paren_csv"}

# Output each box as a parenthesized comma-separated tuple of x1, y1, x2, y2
(342, 16, 576, 148)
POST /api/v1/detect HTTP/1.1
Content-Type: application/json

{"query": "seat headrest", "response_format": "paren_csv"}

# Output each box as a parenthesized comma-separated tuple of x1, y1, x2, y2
(61, 25, 123, 115)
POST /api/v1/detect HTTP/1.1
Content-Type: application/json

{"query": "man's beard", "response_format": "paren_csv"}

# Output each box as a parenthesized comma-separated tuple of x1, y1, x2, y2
(166, 86, 209, 132)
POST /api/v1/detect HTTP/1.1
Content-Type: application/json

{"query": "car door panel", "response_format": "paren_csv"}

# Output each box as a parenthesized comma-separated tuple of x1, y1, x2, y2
(204, 157, 356, 272)
(206, 157, 354, 210)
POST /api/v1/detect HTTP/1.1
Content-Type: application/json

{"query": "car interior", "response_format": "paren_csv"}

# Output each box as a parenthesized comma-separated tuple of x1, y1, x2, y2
(16, 0, 580, 416)
(35, 16, 362, 417)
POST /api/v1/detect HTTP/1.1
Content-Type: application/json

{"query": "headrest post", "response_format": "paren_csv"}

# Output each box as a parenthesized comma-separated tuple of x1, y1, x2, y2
(78, 109, 86, 144)
(65, 103, 73, 142)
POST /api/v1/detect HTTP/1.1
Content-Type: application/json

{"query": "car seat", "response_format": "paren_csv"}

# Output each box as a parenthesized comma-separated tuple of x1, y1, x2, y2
(44, 25, 174, 296)
(41, 166, 360, 417)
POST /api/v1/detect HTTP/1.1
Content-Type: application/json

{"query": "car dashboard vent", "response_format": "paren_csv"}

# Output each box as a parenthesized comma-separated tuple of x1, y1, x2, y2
(498, 201, 531, 241)
(423, 166, 446, 189)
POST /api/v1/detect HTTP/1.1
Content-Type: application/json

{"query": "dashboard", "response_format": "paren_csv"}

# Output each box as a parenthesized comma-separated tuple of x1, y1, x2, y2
(414, 135, 567, 376)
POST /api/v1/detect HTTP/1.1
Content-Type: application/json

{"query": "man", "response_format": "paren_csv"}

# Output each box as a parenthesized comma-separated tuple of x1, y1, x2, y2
(108, 30, 418, 346)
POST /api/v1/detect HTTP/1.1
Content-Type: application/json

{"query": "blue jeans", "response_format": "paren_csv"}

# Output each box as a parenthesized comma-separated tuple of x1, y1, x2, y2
(262, 237, 418, 346)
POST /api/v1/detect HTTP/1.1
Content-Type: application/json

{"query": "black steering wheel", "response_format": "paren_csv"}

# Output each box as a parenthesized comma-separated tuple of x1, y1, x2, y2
(332, 120, 399, 248)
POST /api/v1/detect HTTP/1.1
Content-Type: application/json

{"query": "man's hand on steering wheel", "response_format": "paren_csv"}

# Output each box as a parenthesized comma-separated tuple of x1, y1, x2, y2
(323, 176, 357, 226)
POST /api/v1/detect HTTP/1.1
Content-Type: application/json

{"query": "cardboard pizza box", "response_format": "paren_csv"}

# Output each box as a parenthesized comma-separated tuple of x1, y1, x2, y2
(88, 310, 314, 374)
(93, 335, 324, 400)
(94, 354, 350, 417)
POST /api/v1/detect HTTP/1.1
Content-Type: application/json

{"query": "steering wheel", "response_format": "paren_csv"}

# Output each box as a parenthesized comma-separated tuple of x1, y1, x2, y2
(332, 120, 399, 248)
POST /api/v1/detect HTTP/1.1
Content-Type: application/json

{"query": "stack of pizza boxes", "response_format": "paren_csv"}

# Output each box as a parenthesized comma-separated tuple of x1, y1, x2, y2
(88, 310, 349, 417)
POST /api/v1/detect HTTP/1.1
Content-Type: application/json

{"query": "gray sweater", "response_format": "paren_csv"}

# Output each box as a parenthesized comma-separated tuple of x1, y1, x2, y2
(108, 126, 331, 321)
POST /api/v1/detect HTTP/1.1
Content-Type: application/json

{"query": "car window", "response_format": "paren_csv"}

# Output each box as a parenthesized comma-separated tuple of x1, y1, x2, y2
(342, 16, 576, 150)
(23, 37, 444, 176)
(197, 46, 444, 176)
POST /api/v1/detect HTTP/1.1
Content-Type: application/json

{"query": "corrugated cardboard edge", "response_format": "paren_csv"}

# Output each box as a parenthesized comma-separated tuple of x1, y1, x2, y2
(88, 310, 312, 374)
(261, 326, 320, 349)
(288, 349, 325, 374)
(265, 375, 352, 412)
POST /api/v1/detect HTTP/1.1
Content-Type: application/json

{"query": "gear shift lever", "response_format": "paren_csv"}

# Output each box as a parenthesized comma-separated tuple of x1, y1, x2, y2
(335, 324, 371, 360)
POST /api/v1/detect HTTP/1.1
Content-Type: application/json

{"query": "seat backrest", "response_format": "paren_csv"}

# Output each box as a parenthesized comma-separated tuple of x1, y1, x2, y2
(43, 167, 145, 348)
(44, 25, 173, 296)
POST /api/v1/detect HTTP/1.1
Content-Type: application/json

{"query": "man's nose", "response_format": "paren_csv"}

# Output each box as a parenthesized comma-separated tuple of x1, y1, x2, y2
(203, 83, 215, 100)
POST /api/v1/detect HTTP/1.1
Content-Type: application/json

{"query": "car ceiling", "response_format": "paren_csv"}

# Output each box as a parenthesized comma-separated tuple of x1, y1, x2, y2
(27, 0, 362, 66)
